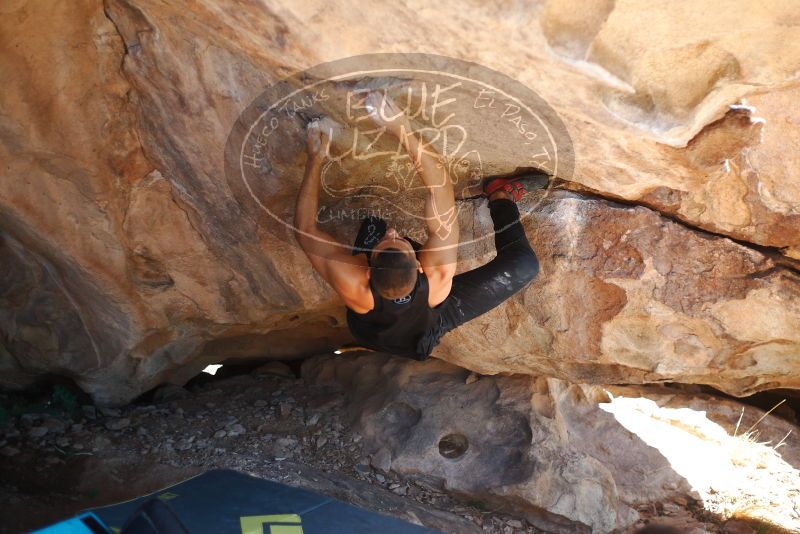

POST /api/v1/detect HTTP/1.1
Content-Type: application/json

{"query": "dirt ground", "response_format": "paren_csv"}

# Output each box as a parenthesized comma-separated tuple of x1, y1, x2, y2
(0, 361, 777, 534)
(0, 364, 551, 534)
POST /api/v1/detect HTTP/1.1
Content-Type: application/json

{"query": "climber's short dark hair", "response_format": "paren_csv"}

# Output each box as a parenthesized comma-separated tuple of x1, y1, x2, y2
(370, 248, 418, 300)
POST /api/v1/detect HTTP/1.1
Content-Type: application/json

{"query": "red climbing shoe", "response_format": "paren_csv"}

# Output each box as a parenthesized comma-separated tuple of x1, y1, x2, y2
(482, 168, 550, 202)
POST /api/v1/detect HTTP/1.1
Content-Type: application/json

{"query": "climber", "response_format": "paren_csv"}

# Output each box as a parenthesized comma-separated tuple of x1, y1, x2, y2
(293, 91, 545, 361)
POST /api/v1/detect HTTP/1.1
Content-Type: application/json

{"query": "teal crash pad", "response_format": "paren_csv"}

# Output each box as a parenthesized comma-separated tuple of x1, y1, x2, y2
(81, 469, 439, 534)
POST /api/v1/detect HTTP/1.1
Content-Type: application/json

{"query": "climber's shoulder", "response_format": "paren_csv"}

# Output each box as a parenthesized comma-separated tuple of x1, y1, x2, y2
(341, 276, 373, 314)
(331, 255, 372, 314)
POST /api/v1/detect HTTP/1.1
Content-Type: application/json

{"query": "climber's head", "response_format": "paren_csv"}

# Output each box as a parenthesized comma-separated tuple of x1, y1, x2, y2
(368, 229, 420, 299)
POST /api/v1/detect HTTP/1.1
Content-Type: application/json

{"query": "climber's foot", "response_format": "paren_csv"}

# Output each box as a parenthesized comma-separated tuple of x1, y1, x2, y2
(458, 167, 551, 202)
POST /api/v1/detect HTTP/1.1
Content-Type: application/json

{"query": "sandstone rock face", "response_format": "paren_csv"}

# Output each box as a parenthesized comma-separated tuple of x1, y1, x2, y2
(540, 0, 800, 255)
(438, 191, 800, 396)
(302, 352, 800, 533)
(1, 0, 799, 402)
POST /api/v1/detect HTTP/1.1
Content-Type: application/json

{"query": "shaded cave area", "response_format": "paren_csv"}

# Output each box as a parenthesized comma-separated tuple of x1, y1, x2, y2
(1, 352, 798, 534)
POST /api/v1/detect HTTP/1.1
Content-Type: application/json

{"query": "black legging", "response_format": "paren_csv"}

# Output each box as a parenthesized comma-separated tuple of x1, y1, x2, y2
(418, 198, 539, 356)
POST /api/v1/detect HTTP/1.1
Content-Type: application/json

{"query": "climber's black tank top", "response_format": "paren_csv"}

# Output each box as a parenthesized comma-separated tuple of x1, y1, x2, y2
(346, 270, 438, 359)
(345, 216, 439, 359)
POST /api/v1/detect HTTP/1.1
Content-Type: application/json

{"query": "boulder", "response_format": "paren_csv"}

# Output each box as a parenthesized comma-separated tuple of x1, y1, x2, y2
(302, 352, 800, 533)
(435, 190, 800, 396)
(0, 0, 798, 402)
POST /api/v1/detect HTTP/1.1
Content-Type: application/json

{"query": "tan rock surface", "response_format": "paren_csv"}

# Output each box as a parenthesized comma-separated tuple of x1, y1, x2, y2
(1, 0, 799, 402)
(302, 352, 800, 533)
(436, 191, 800, 396)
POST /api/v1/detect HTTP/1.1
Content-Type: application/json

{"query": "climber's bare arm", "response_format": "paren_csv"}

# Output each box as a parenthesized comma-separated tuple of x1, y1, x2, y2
(366, 92, 459, 300)
(294, 122, 371, 311)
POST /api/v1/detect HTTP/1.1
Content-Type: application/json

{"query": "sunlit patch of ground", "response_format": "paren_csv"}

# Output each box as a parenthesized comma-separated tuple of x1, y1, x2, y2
(600, 394, 800, 532)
